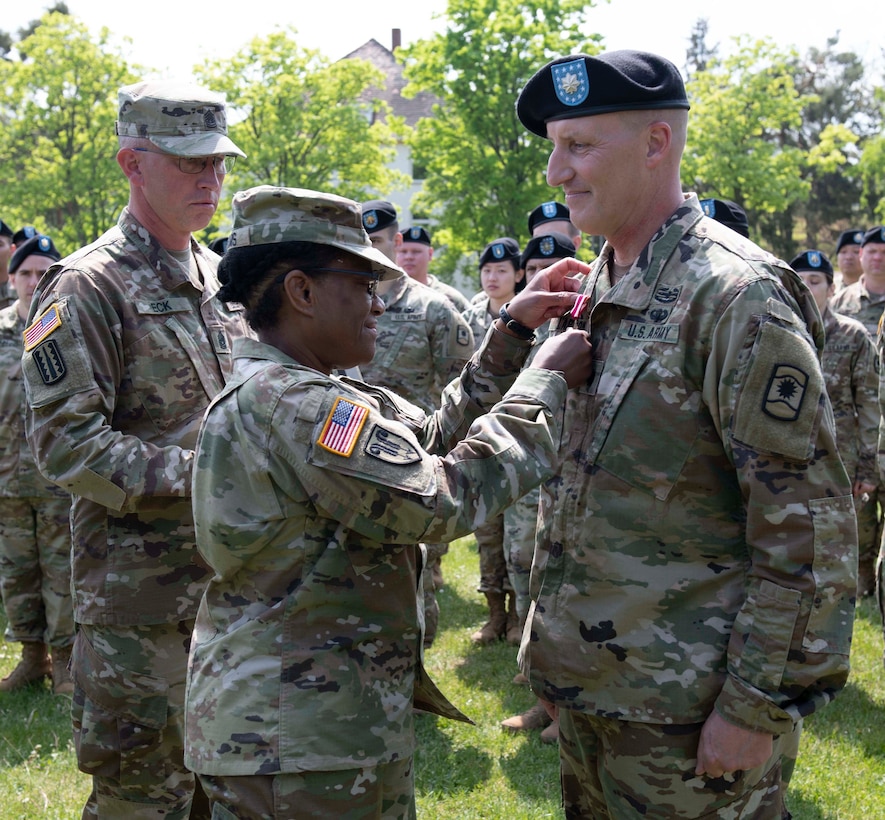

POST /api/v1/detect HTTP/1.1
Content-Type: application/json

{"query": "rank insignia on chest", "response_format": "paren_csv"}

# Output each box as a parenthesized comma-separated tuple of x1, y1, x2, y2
(23, 304, 62, 352)
(318, 397, 370, 457)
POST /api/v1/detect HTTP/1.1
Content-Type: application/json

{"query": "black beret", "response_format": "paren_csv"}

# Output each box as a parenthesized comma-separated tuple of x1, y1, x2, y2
(13, 225, 38, 246)
(517, 50, 689, 138)
(360, 200, 397, 234)
(0, 219, 12, 239)
(862, 226, 885, 247)
(527, 201, 571, 234)
(401, 226, 431, 246)
(700, 198, 749, 238)
(790, 249, 834, 282)
(208, 235, 229, 255)
(520, 232, 576, 269)
(479, 237, 521, 269)
(835, 229, 864, 253)
(9, 234, 61, 274)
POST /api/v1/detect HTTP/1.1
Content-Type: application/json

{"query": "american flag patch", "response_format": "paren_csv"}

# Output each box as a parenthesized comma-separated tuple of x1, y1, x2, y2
(23, 304, 62, 351)
(318, 397, 369, 457)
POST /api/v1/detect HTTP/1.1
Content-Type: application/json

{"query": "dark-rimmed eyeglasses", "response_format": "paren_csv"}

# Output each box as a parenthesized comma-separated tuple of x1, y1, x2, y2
(132, 148, 236, 175)
(275, 267, 382, 297)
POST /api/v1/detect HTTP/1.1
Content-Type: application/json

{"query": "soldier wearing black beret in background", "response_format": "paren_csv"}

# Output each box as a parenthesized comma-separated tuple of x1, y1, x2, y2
(515, 49, 854, 818)
(359, 199, 474, 648)
(527, 201, 582, 250)
(834, 228, 865, 290)
(397, 223, 471, 311)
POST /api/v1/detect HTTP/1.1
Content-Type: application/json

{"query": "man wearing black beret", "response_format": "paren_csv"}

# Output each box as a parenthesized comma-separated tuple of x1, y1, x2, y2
(834, 228, 864, 290)
(0, 219, 16, 309)
(515, 50, 854, 818)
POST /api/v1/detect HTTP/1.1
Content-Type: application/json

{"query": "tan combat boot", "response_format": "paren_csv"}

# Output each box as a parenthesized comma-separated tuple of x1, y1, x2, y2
(51, 644, 74, 695)
(470, 592, 507, 644)
(501, 701, 552, 733)
(0, 642, 51, 692)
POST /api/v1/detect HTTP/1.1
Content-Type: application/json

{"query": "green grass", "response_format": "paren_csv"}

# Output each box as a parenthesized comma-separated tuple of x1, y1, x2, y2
(1, 535, 883, 818)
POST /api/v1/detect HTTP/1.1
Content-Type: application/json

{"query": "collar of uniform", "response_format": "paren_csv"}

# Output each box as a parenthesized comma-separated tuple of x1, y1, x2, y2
(380, 270, 411, 305)
(595, 195, 702, 311)
(117, 207, 205, 292)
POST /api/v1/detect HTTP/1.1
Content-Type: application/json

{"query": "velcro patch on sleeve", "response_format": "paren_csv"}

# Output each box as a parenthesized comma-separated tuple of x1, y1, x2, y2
(23, 303, 62, 351)
(317, 397, 370, 457)
(733, 320, 823, 462)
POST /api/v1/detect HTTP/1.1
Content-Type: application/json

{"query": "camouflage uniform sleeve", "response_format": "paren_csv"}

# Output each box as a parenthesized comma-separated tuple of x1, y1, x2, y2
(877, 325, 885, 484)
(426, 299, 474, 400)
(22, 270, 192, 512)
(711, 278, 856, 734)
(297, 367, 567, 546)
(851, 325, 879, 486)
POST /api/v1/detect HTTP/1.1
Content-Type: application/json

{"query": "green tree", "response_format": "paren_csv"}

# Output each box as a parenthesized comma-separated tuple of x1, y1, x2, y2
(681, 37, 814, 258)
(400, 0, 600, 280)
(0, 12, 137, 250)
(198, 28, 407, 234)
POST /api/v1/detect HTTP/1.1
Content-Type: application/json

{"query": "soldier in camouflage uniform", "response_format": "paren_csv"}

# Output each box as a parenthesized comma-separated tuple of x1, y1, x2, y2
(360, 200, 474, 647)
(397, 225, 472, 312)
(501, 232, 576, 742)
(528, 201, 583, 251)
(183, 185, 592, 818)
(0, 235, 74, 696)
(834, 228, 865, 291)
(831, 226, 885, 596)
(515, 50, 856, 817)
(792, 249, 879, 598)
(461, 238, 527, 645)
(20, 81, 249, 820)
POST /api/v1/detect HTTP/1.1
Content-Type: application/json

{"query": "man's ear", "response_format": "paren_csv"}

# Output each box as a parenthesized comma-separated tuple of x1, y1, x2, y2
(117, 147, 142, 184)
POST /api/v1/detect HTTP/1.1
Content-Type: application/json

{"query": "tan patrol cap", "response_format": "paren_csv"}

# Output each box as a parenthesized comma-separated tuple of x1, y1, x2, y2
(228, 186, 405, 281)
(115, 80, 245, 158)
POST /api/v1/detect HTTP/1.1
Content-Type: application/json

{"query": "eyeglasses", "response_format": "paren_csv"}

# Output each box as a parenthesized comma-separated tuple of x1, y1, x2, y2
(308, 268, 382, 297)
(132, 148, 236, 175)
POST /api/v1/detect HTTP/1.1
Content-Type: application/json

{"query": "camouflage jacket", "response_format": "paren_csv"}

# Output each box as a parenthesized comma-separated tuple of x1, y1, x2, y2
(820, 307, 878, 485)
(0, 302, 67, 498)
(359, 275, 473, 413)
(461, 295, 496, 353)
(185, 328, 566, 775)
(21, 208, 251, 626)
(830, 277, 885, 336)
(522, 195, 856, 736)
(0, 280, 15, 310)
(427, 273, 471, 312)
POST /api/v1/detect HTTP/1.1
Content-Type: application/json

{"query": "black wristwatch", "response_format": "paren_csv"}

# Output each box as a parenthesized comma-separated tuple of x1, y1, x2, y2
(499, 302, 535, 341)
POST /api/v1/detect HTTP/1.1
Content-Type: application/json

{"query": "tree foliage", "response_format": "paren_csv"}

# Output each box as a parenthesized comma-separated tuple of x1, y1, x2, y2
(0, 13, 137, 251)
(400, 0, 600, 279)
(198, 28, 407, 234)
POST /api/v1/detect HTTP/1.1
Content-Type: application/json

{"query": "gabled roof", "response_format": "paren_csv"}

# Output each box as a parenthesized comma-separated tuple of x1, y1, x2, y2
(343, 38, 438, 126)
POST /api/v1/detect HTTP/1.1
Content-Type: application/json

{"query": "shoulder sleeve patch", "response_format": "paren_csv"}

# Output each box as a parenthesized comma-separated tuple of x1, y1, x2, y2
(732, 320, 823, 462)
(317, 397, 370, 457)
(23, 303, 62, 351)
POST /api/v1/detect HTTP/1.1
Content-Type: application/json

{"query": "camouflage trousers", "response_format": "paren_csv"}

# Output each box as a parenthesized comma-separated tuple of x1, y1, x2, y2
(0, 494, 74, 646)
(502, 486, 540, 623)
(198, 758, 416, 819)
(474, 514, 511, 594)
(856, 489, 884, 595)
(72, 621, 210, 820)
(558, 710, 798, 819)
(421, 542, 447, 646)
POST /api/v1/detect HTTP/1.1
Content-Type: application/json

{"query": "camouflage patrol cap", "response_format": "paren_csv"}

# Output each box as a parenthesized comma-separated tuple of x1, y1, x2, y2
(835, 228, 864, 253)
(517, 50, 689, 138)
(9, 234, 61, 273)
(228, 186, 404, 281)
(790, 249, 834, 283)
(115, 80, 245, 158)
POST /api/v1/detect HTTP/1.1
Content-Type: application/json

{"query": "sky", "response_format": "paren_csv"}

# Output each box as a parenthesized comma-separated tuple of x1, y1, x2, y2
(5, 0, 883, 80)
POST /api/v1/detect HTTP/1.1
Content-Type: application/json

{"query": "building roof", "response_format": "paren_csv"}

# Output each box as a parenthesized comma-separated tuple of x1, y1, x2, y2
(342, 38, 438, 127)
